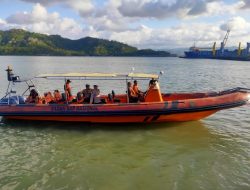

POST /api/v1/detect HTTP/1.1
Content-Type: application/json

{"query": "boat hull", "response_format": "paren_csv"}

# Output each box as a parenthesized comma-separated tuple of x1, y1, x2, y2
(5, 110, 218, 123)
(1, 88, 249, 123)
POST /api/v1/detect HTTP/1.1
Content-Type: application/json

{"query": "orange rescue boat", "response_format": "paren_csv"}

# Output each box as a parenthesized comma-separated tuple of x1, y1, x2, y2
(0, 67, 249, 123)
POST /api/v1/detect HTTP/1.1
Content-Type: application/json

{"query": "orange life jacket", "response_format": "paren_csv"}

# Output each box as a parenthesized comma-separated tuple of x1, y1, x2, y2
(128, 87, 137, 97)
(54, 92, 61, 102)
(36, 96, 43, 104)
(45, 93, 54, 104)
(133, 85, 139, 94)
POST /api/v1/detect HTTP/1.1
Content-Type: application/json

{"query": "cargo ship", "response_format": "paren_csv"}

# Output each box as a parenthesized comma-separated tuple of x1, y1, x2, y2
(182, 30, 250, 61)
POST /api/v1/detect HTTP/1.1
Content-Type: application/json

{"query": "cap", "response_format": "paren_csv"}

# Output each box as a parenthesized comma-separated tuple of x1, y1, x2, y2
(66, 79, 71, 83)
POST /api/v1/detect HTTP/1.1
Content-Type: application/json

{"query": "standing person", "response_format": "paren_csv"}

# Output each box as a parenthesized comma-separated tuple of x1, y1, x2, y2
(127, 82, 138, 103)
(90, 85, 101, 104)
(64, 79, 72, 101)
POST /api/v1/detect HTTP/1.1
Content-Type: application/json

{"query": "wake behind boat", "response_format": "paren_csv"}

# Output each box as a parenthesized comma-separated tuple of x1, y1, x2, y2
(0, 67, 249, 123)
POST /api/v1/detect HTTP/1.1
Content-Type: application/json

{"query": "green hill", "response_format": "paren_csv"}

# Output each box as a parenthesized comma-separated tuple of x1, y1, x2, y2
(0, 29, 173, 56)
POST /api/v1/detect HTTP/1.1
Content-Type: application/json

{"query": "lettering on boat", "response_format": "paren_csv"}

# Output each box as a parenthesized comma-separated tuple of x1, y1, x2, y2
(51, 106, 98, 112)
(189, 101, 196, 108)
(171, 101, 179, 109)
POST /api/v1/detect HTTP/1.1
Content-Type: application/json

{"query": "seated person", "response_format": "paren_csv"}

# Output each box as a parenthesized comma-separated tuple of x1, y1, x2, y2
(78, 84, 93, 103)
(26, 89, 41, 104)
(54, 90, 62, 103)
(44, 92, 55, 104)
(149, 78, 157, 88)
(133, 80, 144, 101)
(90, 85, 101, 104)
(77, 91, 84, 103)
(127, 82, 138, 103)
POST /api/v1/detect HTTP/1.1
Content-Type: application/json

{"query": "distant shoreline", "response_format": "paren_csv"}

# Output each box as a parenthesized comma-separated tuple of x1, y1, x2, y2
(0, 29, 175, 57)
(0, 55, 177, 58)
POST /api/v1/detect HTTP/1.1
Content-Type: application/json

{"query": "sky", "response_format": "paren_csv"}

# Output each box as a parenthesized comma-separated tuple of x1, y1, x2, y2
(0, 0, 250, 49)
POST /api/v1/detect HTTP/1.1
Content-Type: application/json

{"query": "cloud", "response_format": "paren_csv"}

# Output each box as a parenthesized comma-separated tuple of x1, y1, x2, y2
(108, 22, 223, 49)
(220, 17, 250, 36)
(7, 4, 59, 24)
(6, 12, 33, 25)
(205, 1, 244, 17)
(2, 0, 250, 50)
(117, 0, 213, 19)
(20, 0, 94, 16)
(188, 0, 207, 15)
(20, 0, 67, 6)
(5, 3, 83, 39)
(241, 0, 250, 9)
(82, 0, 138, 35)
(109, 25, 153, 46)
(70, 0, 94, 16)
(0, 18, 7, 28)
(107, 16, 250, 49)
(117, 0, 247, 20)
(0, 18, 12, 31)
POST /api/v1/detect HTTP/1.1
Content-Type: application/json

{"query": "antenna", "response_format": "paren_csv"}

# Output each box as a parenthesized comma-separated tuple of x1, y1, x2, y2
(6, 66, 20, 82)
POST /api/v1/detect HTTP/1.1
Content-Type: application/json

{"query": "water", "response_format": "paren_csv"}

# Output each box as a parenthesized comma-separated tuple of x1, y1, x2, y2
(0, 56, 249, 190)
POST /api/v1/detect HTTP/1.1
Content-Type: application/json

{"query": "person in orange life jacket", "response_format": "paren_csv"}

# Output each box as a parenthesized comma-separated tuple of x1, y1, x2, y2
(64, 79, 73, 101)
(133, 80, 144, 101)
(54, 90, 62, 103)
(127, 82, 138, 103)
(25, 89, 41, 104)
(44, 91, 55, 104)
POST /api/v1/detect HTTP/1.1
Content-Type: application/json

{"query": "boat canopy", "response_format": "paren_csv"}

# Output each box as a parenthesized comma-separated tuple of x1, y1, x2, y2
(36, 73, 159, 80)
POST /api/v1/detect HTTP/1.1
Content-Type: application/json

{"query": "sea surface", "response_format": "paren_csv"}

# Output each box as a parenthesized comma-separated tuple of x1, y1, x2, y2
(0, 56, 249, 190)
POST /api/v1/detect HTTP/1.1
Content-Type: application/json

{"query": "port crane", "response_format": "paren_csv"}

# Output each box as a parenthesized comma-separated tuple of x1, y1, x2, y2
(190, 30, 231, 56)
(222, 30, 230, 47)
(220, 29, 230, 51)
